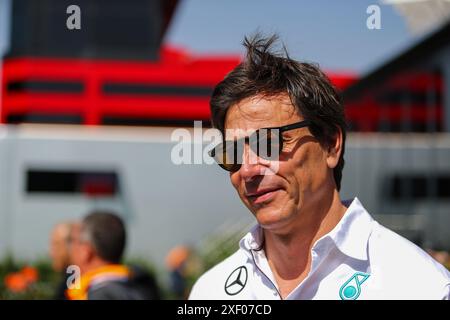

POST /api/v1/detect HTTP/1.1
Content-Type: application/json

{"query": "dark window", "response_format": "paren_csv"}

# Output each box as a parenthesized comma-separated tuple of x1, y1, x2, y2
(376, 121, 442, 133)
(376, 90, 442, 105)
(7, 113, 83, 124)
(103, 83, 214, 97)
(388, 173, 450, 201)
(102, 116, 211, 127)
(27, 170, 118, 196)
(7, 80, 84, 93)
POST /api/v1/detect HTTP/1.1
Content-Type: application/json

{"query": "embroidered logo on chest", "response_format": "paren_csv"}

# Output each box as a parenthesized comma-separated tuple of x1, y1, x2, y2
(224, 266, 248, 296)
(339, 272, 370, 300)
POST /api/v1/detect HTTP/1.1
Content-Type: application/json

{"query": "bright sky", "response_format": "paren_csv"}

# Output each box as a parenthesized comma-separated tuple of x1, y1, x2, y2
(165, 0, 417, 75)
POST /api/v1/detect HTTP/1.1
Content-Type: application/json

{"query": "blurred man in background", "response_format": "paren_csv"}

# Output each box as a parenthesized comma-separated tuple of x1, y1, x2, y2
(49, 221, 74, 300)
(67, 211, 160, 300)
(428, 248, 450, 271)
(165, 245, 191, 299)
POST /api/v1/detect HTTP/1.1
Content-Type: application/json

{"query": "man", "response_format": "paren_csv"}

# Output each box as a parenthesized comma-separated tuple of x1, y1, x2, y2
(67, 211, 160, 300)
(166, 245, 192, 299)
(189, 35, 450, 300)
(49, 221, 74, 299)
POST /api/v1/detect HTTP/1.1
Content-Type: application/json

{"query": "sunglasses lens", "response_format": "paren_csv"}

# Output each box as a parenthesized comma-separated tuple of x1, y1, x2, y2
(210, 141, 242, 172)
(219, 162, 241, 172)
(250, 129, 281, 160)
(210, 129, 281, 172)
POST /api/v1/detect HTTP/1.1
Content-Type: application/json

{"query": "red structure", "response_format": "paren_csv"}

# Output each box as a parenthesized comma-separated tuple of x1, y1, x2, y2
(1, 0, 359, 127)
(345, 71, 443, 132)
(1, 47, 239, 125)
(1, 46, 356, 126)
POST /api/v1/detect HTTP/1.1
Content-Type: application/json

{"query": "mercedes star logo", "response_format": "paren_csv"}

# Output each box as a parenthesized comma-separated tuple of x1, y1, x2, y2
(224, 266, 248, 296)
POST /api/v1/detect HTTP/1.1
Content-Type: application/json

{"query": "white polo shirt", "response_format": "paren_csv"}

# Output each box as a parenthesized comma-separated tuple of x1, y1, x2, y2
(189, 198, 450, 300)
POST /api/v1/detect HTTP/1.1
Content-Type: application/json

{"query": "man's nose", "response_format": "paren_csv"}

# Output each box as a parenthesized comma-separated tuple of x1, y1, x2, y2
(239, 144, 264, 182)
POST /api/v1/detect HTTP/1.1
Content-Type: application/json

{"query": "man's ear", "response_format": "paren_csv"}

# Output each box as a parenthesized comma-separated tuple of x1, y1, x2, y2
(326, 127, 343, 169)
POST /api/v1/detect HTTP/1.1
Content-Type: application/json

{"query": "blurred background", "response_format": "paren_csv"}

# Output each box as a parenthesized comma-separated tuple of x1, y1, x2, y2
(0, 0, 449, 299)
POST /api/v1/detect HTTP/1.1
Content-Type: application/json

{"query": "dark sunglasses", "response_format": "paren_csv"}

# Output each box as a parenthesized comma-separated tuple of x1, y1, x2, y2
(209, 120, 310, 172)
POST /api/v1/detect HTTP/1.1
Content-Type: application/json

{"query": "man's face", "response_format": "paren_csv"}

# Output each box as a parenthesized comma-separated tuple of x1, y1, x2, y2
(225, 93, 337, 233)
(49, 226, 70, 272)
(69, 223, 91, 272)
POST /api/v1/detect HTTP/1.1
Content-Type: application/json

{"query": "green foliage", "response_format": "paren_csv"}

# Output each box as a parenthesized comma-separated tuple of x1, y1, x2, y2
(184, 219, 254, 293)
(197, 219, 254, 271)
(0, 220, 255, 300)
(0, 255, 166, 300)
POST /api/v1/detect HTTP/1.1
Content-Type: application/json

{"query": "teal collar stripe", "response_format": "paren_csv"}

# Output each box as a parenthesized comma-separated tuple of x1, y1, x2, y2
(339, 272, 370, 300)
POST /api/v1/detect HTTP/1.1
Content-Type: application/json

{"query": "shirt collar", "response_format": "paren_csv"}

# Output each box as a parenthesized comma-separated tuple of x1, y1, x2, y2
(239, 197, 374, 261)
(239, 223, 264, 252)
(324, 197, 374, 260)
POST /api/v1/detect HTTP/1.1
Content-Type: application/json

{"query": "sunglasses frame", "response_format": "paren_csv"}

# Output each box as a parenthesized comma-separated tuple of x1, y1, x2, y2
(209, 120, 310, 172)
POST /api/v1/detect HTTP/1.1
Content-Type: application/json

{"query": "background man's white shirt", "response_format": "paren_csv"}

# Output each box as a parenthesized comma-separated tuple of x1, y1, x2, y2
(189, 198, 450, 300)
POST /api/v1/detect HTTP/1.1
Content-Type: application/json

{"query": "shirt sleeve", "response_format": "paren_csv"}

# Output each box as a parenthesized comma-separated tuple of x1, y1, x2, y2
(442, 284, 450, 300)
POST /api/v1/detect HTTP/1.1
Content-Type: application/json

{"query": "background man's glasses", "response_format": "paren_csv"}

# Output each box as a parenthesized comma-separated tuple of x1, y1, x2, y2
(209, 120, 310, 172)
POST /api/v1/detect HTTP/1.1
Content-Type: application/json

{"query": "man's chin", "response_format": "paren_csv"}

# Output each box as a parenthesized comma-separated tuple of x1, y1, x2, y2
(253, 206, 291, 230)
